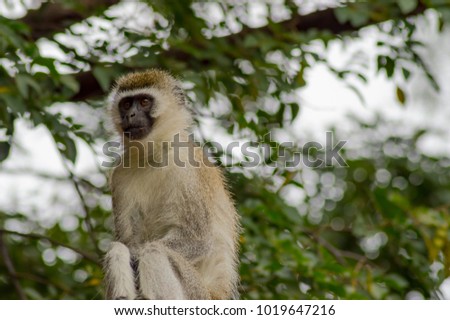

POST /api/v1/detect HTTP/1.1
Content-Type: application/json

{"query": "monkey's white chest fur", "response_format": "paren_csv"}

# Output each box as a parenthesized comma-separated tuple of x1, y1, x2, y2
(113, 164, 195, 247)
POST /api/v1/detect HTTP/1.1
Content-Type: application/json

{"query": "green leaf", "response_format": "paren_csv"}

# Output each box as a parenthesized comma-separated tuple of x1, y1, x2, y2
(15, 74, 41, 98)
(398, 0, 418, 14)
(402, 67, 411, 80)
(383, 274, 409, 291)
(334, 5, 369, 27)
(373, 188, 406, 221)
(349, 10, 370, 27)
(93, 66, 117, 92)
(0, 141, 11, 162)
(64, 136, 77, 164)
(55, 134, 77, 164)
(290, 103, 300, 122)
(0, 21, 25, 49)
(385, 57, 395, 78)
(1, 94, 26, 114)
(334, 7, 351, 24)
(396, 86, 406, 105)
(16, 75, 29, 98)
(243, 35, 259, 48)
(33, 57, 58, 75)
(60, 75, 80, 94)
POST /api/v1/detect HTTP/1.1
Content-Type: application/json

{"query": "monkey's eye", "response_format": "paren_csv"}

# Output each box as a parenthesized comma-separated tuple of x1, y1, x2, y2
(123, 101, 131, 110)
(140, 98, 151, 107)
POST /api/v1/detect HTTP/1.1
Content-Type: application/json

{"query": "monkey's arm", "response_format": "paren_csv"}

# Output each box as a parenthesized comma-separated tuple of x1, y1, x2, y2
(136, 240, 211, 299)
(103, 186, 139, 299)
(159, 224, 212, 261)
(110, 183, 136, 245)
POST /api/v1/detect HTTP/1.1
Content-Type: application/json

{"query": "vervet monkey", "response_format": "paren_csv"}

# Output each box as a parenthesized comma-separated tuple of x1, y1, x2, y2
(103, 69, 240, 299)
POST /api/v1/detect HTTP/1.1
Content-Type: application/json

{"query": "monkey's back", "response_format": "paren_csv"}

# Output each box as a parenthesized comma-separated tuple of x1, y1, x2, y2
(196, 158, 240, 299)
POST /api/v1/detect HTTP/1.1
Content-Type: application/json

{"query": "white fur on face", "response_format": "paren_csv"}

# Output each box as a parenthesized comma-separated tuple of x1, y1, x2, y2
(109, 88, 172, 118)
(107, 87, 192, 142)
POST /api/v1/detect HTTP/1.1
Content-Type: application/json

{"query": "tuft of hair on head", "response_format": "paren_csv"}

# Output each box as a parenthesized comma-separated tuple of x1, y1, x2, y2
(110, 69, 186, 107)
(115, 69, 177, 92)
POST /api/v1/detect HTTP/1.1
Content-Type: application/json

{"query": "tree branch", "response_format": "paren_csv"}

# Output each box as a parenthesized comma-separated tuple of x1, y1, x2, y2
(0, 230, 27, 299)
(20, 0, 119, 41)
(15, 272, 73, 294)
(53, 138, 102, 257)
(71, 3, 428, 101)
(2, 168, 107, 193)
(242, 3, 427, 38)
(0, 228, 100, 265)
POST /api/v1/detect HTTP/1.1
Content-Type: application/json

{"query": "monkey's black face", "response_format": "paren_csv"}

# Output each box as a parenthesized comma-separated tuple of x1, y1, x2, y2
(118, 94, 155, 140)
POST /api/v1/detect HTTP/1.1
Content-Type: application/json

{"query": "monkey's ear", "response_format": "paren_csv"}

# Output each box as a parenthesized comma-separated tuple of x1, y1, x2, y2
(173, 85, 187, 106)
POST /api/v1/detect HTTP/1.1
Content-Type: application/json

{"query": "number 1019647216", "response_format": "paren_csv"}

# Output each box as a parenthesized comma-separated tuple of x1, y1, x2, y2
(256, 304, 336, 316)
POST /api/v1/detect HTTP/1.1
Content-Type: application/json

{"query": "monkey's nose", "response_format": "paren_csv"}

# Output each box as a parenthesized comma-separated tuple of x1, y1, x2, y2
(129, 112, 136, 118)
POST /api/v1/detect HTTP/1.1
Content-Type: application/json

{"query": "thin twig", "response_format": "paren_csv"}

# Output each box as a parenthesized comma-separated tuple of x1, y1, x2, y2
(0, 228, 99, 265)
(65, 165, 102, 256)
(15, 272, 73, 294)
(52, 136, 101, 257)
(0, 231, 27, 299)
(2, 169, 107, 193)
(309, 232, 374, 267)
(313, 234, 346, 265)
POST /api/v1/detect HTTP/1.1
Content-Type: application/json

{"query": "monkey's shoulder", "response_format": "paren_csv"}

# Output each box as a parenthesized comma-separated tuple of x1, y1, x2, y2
(110, 162, 213, 196)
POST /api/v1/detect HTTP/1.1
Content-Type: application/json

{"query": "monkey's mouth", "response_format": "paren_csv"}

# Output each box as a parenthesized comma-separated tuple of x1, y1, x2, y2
(124, 126, 151, 140)
(122, 116, 154, 140)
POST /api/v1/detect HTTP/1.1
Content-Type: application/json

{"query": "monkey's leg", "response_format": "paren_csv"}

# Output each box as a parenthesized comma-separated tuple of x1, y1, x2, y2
(137, 242, 210, 300)
(104, 241, 137, 299)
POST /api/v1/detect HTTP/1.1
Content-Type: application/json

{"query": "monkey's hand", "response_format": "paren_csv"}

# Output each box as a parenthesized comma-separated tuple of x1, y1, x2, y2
(104, 241, 137, 299)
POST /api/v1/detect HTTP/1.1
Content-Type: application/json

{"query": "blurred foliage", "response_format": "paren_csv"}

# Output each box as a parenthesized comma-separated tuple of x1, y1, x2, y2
(1, 0, 450, 299)
(238, 122, 450, 299)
